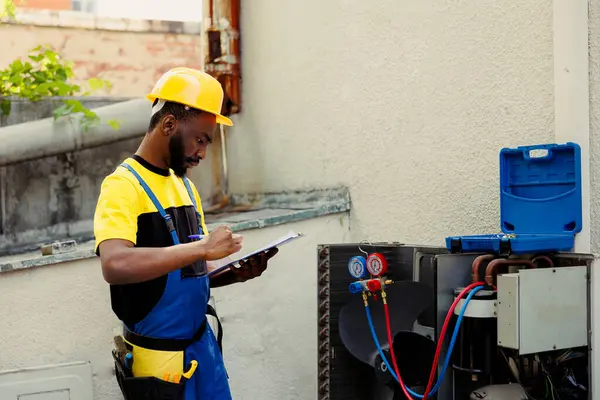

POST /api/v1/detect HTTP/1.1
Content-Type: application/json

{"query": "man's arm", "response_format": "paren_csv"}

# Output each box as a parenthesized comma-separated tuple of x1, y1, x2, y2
(99, 239, 210, 284)
(99, 227, 242, 285)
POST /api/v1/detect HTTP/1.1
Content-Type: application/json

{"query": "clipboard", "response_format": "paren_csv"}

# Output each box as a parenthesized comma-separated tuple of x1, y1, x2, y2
(207, 230, 305, 278)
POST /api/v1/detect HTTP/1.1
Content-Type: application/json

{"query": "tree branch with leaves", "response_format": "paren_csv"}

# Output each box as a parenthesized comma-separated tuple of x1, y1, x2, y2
(0, 1, 120, 130)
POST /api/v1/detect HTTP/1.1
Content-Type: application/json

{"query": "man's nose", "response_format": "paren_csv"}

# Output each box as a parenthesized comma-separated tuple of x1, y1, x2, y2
(196, 147, 207, 160)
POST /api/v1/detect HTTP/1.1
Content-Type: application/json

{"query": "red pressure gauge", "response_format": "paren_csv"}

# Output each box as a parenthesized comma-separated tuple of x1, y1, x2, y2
(366, 252, 388, 277)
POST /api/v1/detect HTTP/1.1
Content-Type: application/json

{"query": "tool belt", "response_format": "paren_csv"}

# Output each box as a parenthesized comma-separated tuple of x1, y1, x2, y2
(113, 305, 223, 400)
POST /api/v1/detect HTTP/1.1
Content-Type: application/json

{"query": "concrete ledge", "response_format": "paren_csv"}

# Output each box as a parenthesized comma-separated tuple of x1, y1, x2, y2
(3, 9, 203, 34)
(0, 187, 351, 274)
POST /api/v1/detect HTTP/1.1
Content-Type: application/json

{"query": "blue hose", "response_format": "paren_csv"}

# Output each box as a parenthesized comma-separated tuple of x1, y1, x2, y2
(365, 285, 484, 398)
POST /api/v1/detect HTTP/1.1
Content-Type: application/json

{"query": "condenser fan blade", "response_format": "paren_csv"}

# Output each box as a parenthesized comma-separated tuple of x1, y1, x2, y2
(373, 382, 396, 400)
(392, 330, 436, 388)
(338, 281, 433, 366)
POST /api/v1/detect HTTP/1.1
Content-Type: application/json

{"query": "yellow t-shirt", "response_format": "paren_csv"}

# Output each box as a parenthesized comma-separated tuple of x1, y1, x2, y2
(93, 155, 208, 326)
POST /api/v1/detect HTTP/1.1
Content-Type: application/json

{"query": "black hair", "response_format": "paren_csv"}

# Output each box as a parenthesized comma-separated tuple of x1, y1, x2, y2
(148, 99, 203, 132)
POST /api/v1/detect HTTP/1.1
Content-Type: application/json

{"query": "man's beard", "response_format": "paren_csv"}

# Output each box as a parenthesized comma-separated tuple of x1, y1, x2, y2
(168, 133, 200, 177)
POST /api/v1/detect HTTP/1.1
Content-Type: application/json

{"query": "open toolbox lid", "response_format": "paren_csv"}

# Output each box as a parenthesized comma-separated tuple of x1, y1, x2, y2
(445, 142, 582, 254)
(499, 142, 582, 235)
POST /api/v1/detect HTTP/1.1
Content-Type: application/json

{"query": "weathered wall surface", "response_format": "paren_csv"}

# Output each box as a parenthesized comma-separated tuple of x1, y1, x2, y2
(0, 214, 349, 400)
(227, 0, 555, 245)
(0, 9, 204, 98)
(0, 97, 144, 255)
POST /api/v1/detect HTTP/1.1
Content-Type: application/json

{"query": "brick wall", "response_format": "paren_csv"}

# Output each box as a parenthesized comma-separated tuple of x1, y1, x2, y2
(21, 0, 71, 10)
(0, 9, 205, 98)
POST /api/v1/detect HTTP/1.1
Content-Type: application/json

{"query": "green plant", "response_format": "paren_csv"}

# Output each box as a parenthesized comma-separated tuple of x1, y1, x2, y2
(0, 45, 120, 130)
(0, 0, 18, 20)
(0, 0, 26, 21)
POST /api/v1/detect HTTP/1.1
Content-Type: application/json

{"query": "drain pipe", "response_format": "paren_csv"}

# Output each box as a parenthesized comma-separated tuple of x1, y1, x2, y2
(0, 99, 150, 167)
(219, 124, 229, 195)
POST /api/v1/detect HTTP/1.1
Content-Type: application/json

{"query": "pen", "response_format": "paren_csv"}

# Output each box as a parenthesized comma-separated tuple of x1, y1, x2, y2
(188, 234, 205, 240)
(124, 353, 133, 369)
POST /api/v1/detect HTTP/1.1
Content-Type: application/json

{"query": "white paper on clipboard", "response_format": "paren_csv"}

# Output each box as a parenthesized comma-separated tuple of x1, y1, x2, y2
(207, 230, 305, 278)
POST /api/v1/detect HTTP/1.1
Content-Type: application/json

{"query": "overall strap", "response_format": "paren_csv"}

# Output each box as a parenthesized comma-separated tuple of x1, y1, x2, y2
(120, 163, 180, 246)
(118, 163, 223, 352)
(206, 304, 223, 353)
(182, 175, 204, 233)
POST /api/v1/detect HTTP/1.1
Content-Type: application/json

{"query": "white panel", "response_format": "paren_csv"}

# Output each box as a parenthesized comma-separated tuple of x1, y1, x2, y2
(19, 391, 70, 400)
(0, 362, 93, 400)
(553, 0, 590, 253)
(518, 266, 588, 354)
(497, 273, 520, 350)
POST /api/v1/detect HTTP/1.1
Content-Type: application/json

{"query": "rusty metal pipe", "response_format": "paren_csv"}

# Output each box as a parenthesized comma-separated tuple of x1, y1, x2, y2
(471, 254, 496, 283)
(485, 258, 536, 287)
(205, 0, 241, 114)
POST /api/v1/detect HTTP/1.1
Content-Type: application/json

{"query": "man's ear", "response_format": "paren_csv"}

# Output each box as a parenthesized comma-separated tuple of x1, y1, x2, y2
(161, 115, 177, 136)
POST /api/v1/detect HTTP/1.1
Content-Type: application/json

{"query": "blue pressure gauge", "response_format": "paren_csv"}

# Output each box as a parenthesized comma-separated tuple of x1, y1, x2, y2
(348, 256, 368, 279)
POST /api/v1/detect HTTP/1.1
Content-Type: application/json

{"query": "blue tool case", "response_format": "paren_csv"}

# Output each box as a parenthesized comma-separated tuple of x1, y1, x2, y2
(445, 142, 582, 255)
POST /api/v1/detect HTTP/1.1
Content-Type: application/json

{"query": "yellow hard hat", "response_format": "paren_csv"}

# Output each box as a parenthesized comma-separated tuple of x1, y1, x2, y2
(147, 67, 233, 126)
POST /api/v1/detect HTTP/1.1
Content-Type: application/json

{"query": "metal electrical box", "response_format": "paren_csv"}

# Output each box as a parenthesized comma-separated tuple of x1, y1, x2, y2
(497, 266, 588, 355)
(0, 361, 93, 400)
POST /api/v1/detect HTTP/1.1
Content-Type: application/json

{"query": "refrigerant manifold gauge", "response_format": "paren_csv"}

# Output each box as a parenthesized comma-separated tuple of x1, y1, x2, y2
(348, 256, 368, 279)
(366, 253, 388, 277)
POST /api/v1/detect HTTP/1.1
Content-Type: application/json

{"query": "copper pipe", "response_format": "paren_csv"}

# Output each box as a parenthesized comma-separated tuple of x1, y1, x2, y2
(485, 259, 536, 287)
(471, 254, 496, 283)
(532, 255, 554, 268)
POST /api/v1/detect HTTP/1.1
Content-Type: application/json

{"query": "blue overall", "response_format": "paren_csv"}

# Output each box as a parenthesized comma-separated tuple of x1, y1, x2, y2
(120, 163, 232, 400)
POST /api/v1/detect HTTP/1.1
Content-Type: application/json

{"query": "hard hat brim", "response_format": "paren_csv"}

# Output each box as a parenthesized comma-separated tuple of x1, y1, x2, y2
(216, 114, 234, 127)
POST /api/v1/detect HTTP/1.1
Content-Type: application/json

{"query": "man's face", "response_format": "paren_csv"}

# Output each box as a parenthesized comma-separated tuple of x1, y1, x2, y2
(167, 113, 217, 177)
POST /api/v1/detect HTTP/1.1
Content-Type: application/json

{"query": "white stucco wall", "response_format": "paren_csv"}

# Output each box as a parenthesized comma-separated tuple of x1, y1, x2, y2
(0, 254, 123, 399)
(225, 0, 555, 245)
(0, 214, 349, 399)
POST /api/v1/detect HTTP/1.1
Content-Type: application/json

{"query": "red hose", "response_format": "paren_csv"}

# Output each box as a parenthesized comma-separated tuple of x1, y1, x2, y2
(383, 301, 414, 400)
(421, 282, 485, 400)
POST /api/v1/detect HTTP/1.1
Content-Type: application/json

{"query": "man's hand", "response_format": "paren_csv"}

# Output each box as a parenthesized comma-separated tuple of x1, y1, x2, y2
(200, 226, 243, 260)
(209, 248, 279, 287)
(231, 248, 279, 283)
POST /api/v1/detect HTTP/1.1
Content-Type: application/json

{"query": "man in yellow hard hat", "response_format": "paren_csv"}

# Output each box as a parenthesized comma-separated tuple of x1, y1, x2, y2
(93, 67, 278, 400)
